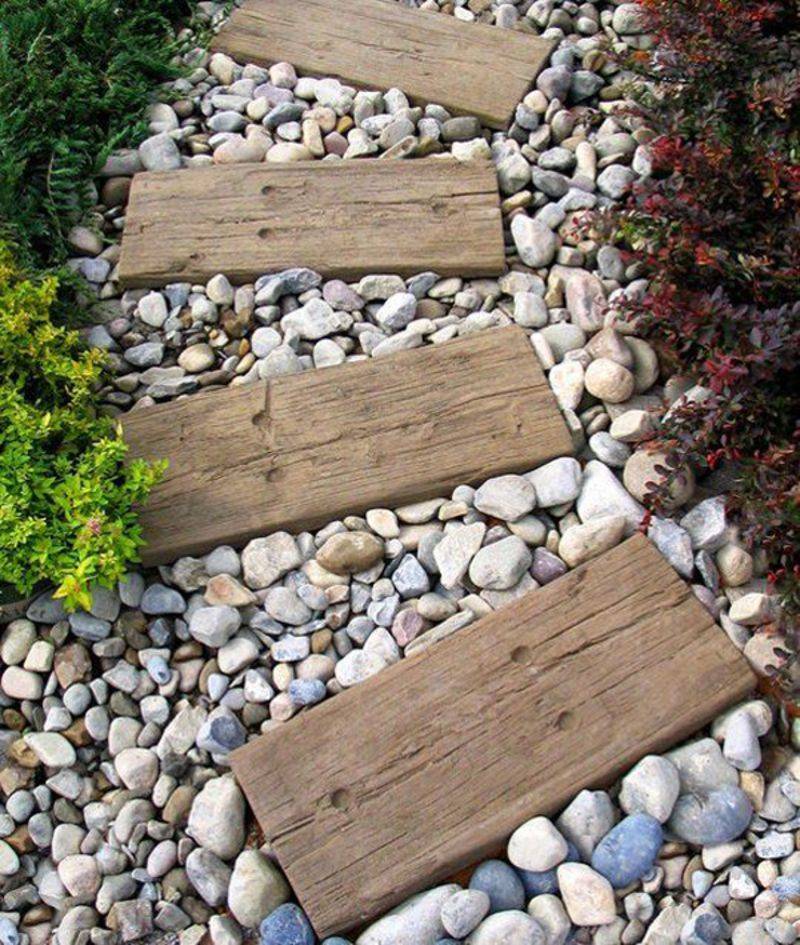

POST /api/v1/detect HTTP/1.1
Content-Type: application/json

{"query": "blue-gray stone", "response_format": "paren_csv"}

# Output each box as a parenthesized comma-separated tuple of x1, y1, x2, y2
(391, 555, 431, 599)
(682, 910, 730, 945)
(255, 269, 322, 304)
(406, 272, 438, 298)
(288, 679, 326, 707)
(0, 917, 20, 945)
(146, 655, 171, 685)
(516, 840, 580, 897)
(345, 616, 374, 646)
(141, 584, 186, 615)
(570, 71, 604, 102)
(668, 786, 753, 845)
(26, 590, 67, 624)
(469, 859, 525, 913)
(531, 547, 568, 585)
(591, 813, 663, 887)
(264, 102, 306, 129)
(551, 47, 576, 69)
(321, 940, 351, 945)
(260, 903, 315, 945)
(772, 875, 800, 901)
(516, 864, 559, 897)
(532, 168, 570, 199)
(125, 342, 164, 368)
(164, 283, 190, 309)
(148, 618, 174, 646)
(89, 584, 121, 621)
(537, 65, 572, 101)
(197, 713, 247, 754)
(272, 637, 311, 662)
(68, 612, 111, 641)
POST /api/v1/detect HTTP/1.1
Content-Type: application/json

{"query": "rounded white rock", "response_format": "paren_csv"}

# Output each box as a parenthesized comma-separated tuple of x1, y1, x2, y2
(507, 816, 569, 872)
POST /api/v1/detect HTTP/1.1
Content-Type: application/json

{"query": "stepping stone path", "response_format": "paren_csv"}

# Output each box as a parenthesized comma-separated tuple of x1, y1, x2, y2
(6, 3, 794, 945)
(231, 536, 752, 935)
(118, 159, 505, 287)
(123, 328, 572, 563)
(213, 0, 554, 130)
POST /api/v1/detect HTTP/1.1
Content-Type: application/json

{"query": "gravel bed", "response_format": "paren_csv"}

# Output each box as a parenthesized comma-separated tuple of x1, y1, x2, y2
(0, 459, 790, 945)
(1, 2, 796, 945)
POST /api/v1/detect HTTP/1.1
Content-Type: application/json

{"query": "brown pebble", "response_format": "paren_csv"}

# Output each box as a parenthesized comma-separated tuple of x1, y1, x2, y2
(21, 905, 53, 926)
(740, 770, 765, 810)
(53, 642, 92, 688)
(163, 785, 196, 826)
(198, 370, 232, 387)
(62, 719, 92, 748)
(93, 771, 114, 794)
(8, 739, 39, 768)
(762, 745, 794, 780)
(173, 99, 195, 119)
(101, 177, 131, 208)
(221, 308, 252, 339)
(269, 692, 296, 722)
(116, 610, 148, 639)
(204, 574, 257, 608)
(173, 641, 203, 662)
(182, 897, 212, 925)
(316, 532, 384, 574)
(198, 659, 218, 695)
(311, 629, 332, 654)
(5, 824, 34, 853)
(416, 299, 447, 319)
(2, 708, 25, 730)
(162, 866, 191, 900)
(0, 763, 34, 794)
(682, 853, 703, 891)
(414, 136, 443, 157)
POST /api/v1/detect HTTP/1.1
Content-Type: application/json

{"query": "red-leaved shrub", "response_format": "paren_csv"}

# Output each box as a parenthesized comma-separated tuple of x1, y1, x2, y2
(599, 0, 800, 617)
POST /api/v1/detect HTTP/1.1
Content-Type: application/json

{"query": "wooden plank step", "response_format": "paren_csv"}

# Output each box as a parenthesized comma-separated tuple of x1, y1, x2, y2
(117, 159, 503, 288)
(230, 535, 753, 937)
(123, 327, 573, 566)
(212, 0, 554, 130)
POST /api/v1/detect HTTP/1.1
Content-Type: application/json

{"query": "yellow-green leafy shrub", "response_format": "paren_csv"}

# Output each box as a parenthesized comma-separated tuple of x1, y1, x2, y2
(0, 244, 164, 609)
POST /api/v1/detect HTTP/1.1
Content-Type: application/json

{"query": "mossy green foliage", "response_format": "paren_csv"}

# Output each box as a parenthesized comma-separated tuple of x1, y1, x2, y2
(0, 0, 197, 270)
(0, 244, 165, 610)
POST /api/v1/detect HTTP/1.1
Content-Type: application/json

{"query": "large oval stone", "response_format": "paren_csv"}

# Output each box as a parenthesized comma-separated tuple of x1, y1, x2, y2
(317, 532, 384, 574)
(469, 861, 525, 913)
(590, 813, 663, 887)
(668, 786, 753, 845)
(466, 911, 546, 945)
(356, 885, 460, 945)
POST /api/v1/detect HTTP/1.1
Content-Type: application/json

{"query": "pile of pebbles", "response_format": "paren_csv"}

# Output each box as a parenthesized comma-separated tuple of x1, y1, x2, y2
(86, 263, 662, 416)
(0, 456, 791, 945)
(2, 1, 796, 945)
(74, 0, 657, 416)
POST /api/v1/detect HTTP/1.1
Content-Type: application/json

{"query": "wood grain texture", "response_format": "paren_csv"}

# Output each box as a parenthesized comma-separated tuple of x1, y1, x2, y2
(123, 327, 574, 565)
(212, 0, 554, 129)
(231, 535, 754, 936)
(117, 159, 504, 288)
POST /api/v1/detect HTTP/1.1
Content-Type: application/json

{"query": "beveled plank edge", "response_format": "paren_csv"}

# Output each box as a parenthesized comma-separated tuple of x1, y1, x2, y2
(122, 325, 548, 451)
(117, 160, 506, 287)
(122, 326, 552, 438)
(211, 2, 555, 129)
(126, 328, 574, 564)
